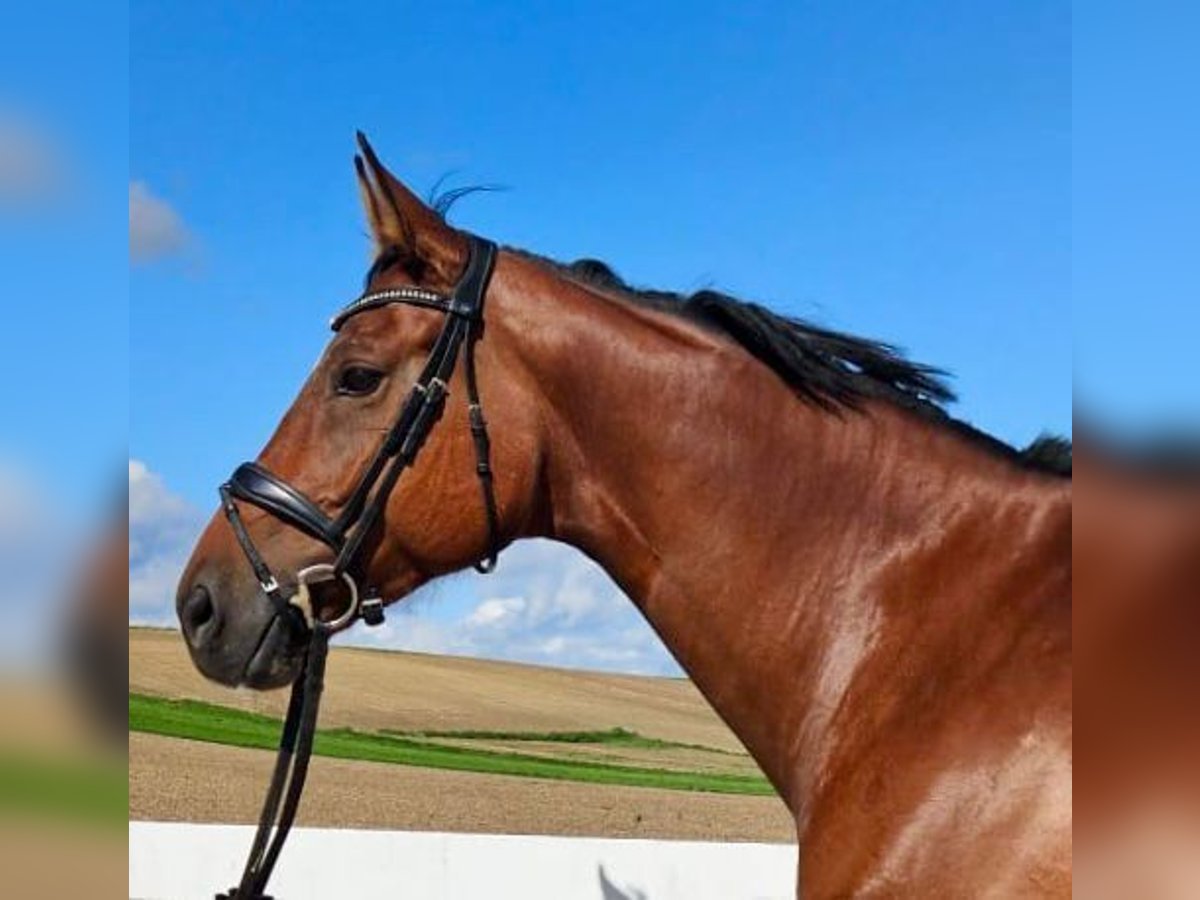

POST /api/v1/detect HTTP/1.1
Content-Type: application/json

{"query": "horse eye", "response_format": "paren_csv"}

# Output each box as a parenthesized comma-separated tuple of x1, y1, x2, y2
(335, 365, 385, 396)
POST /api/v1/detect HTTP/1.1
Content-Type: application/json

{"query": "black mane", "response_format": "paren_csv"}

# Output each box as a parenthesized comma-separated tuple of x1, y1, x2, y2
(563, 258, 953, 412)
(1078, 428, 1200, 482)
(538, 254, 1071, 478)
(420, 186, 1070, 477)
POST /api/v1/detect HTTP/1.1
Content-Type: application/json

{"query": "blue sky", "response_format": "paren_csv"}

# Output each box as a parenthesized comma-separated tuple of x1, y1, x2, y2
(129, 2, 1071, 672)
(2, 3, 127, 506)
(1075, 1, 1200, 432)
(0, 3, 126, 666)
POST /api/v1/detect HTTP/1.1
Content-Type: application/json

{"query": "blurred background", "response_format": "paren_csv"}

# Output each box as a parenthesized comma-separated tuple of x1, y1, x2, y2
(1075, 3, 1200, 894)
(0, 1, 127, 898)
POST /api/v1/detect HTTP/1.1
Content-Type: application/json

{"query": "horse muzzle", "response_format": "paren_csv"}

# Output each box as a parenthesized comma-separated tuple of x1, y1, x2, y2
(177, 572, 309, 689)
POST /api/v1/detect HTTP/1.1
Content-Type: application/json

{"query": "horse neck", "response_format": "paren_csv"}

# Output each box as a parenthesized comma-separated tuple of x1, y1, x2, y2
(494, 255, 1070, 820)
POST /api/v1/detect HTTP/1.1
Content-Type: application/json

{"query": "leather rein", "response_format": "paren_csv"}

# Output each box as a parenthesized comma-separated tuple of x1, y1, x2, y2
(215, 234, 500, 899)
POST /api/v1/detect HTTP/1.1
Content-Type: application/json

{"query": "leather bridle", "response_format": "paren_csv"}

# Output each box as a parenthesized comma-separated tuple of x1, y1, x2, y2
(220, 233, 500, 632)
(215, 234, 501, 899)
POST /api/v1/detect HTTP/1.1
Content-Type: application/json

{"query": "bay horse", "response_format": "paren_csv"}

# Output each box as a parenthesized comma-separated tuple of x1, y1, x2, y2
(1074, 436, 1200, 895)
(177, 134, 1072, 897)
(66, 493, 129, 739)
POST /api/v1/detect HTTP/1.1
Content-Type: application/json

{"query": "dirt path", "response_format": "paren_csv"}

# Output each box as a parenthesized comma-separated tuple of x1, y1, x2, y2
(130, 733, 796, 843)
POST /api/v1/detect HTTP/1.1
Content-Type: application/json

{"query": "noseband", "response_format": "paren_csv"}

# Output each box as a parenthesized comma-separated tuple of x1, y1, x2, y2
(215, 234, 500, 900)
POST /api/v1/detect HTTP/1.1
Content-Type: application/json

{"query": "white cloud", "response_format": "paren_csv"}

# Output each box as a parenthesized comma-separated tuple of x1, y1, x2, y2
(0, 113, 64, 208)
(0, 458, 81, 669)
(350, 540, 681, 676)
(129, 459, 195, 531)
(128, 458, 204, 624)
(465, 596, 526, 629)
(129, 181, 189, 263)
(0, 461, 52, 542)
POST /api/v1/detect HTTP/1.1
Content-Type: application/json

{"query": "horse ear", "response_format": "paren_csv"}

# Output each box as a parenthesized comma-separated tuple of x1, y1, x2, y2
(354, 131, 467, 286)
(354, 153, 405, 252)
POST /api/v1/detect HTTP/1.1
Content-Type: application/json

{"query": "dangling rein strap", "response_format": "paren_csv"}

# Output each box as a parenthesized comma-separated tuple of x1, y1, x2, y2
(216, 626, 330, 900)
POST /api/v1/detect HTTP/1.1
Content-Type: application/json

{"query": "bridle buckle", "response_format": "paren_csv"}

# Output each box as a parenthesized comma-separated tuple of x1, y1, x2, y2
(360, 595, 386, 627)
(293, 563, 359, 631)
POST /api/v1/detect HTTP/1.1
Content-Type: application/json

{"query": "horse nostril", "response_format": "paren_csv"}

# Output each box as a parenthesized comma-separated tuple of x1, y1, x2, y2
(182, 584, 217, 644)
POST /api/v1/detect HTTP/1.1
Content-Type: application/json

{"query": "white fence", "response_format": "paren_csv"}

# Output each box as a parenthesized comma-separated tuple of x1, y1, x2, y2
(130, 822, 796, 900)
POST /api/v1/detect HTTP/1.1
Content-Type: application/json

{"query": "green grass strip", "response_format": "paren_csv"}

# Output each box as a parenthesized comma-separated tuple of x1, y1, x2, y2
(130, 693, 774, 797)
(390, 725, 738, 755)
(0, 751, 127, 825)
